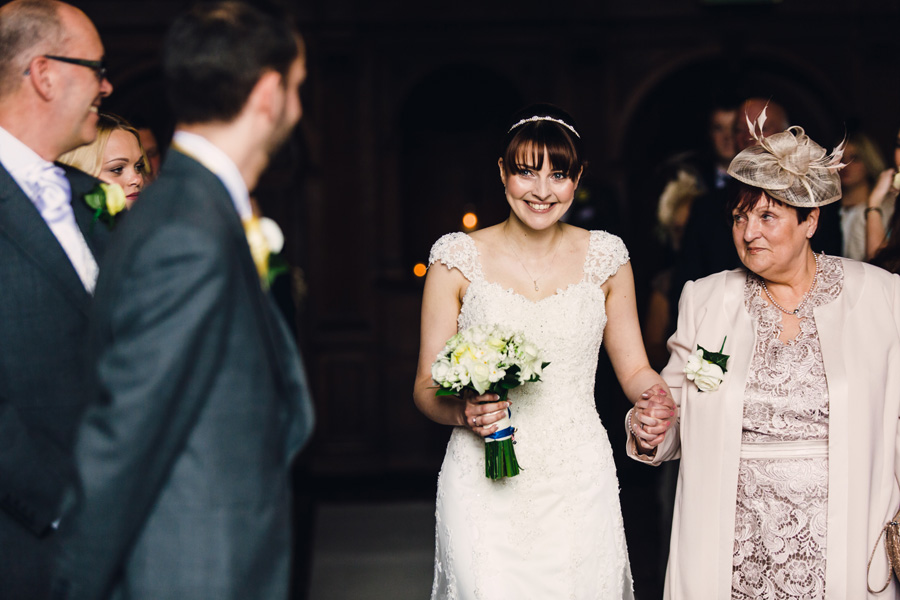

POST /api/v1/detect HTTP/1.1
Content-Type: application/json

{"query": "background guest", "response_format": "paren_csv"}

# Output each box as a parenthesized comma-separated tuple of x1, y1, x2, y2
(58, 112, 146, 207)
(838, 131, 888, 260)
(865, 124, 900, 261)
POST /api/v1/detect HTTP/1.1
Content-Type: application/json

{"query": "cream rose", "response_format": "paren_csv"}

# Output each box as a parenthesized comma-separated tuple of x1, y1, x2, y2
(684, 350, 725, 392)
(100, 183, 127, 215)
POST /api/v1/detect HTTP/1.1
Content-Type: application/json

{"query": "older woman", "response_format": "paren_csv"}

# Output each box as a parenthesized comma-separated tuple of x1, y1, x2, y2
(58, 112, 146, 207)
(628, 113, 900, 599)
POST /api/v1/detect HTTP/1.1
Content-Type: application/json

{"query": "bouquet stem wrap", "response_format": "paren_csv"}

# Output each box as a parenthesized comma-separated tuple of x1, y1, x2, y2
(482, 400, 519, 479)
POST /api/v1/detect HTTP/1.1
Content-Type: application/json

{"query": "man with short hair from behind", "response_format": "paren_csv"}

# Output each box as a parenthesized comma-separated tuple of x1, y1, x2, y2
(0, 1, 113, 598)
(52, 2, 314, 599)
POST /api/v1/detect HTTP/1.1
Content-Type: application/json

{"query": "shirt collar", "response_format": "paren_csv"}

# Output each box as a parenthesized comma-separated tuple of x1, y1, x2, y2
(171, 130, 252, 221)
(0, 125, 63, 200)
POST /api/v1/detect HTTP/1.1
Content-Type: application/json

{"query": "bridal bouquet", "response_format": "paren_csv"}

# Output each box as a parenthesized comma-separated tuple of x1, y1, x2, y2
(431, 324, 549, 480)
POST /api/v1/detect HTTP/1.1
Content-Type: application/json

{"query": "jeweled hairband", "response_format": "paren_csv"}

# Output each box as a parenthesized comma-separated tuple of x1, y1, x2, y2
(507, 116, 580, 138)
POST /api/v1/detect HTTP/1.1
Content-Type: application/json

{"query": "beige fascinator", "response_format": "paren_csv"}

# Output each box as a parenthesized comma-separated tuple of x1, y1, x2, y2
(727, 107, 846, 207)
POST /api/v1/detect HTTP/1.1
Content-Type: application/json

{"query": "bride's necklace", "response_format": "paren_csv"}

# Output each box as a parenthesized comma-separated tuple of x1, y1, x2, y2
(505, 225, 564, 292)
(761, 253, 820, 316)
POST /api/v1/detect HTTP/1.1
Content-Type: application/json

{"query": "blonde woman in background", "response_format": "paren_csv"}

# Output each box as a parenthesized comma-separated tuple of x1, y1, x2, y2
(59, 112, 146, 207)
(644, 169, 701, 369)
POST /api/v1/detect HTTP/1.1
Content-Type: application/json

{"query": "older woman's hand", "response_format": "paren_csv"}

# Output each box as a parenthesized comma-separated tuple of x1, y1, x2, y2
(461, 390, 511, 438)
(631, 384, 676, 453)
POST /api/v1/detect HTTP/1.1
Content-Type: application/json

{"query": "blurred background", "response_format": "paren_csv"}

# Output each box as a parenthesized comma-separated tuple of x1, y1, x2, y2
(74, 0, 900, 597)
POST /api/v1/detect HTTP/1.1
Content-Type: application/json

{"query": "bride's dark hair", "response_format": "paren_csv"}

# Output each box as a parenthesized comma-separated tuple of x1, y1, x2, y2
(500, 103, 585, 181)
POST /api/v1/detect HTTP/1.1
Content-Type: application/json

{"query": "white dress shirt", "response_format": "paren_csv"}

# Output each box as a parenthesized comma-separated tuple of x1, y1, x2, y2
(0, 126, 99, 293)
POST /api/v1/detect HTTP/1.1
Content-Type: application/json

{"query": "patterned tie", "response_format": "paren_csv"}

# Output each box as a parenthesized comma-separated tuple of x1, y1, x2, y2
(26, 163, 99, 293)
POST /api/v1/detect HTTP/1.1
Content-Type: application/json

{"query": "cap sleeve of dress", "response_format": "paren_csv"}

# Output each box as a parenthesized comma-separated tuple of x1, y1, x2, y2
(428, 232, 483, 283)
(584, 230, 630, 286)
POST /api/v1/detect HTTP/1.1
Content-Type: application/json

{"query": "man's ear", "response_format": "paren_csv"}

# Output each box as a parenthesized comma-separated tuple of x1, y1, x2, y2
(246, 70, 284, 121)
(25, 56, 54, 101)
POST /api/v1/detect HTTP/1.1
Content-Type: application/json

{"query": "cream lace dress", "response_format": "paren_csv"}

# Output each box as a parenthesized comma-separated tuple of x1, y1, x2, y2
(428, 231, 634, 600)
(732, 255, 843, 600)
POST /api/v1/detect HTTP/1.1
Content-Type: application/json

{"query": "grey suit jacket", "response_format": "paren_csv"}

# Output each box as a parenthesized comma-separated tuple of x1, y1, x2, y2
(0, 162, 109, 600)
(53, 150, 314, 600)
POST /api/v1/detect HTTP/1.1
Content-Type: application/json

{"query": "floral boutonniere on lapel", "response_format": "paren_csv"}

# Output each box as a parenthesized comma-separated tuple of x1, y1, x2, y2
(684, 337, 730, 392)
(244, 216, 290, 290)
(84, 182, 126, 227)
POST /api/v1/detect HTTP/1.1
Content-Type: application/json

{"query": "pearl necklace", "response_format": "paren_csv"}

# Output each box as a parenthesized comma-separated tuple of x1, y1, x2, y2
(505, 226, 564, 292)
(761, 253, 820, 316)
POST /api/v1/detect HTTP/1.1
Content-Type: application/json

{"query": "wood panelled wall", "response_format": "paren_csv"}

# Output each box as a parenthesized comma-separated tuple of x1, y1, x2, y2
(78, 0, 900, 481)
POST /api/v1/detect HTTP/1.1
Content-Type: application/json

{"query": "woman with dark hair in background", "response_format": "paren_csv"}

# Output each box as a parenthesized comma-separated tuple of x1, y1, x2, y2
(414, 104, 673, 598)
(838, 131, 887, 260)
(866, 125, 900, 272)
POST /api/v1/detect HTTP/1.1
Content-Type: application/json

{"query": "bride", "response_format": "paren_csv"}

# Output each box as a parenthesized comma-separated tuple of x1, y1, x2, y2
(413, 104, 675, 599)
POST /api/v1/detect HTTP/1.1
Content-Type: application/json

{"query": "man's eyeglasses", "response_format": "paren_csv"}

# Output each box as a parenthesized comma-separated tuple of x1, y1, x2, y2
(24, 55, 107, 82)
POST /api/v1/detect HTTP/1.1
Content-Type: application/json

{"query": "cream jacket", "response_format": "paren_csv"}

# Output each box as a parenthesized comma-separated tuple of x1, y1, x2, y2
(628, 258, 900, 599)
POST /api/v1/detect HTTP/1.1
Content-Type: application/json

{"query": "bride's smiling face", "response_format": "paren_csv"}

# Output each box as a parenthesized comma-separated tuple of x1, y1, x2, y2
(499, 147, 580, 230)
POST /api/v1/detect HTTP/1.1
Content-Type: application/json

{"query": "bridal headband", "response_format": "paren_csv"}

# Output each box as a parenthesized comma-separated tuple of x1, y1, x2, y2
(727, 106, 845, 208)
(508, 116, 581, 138)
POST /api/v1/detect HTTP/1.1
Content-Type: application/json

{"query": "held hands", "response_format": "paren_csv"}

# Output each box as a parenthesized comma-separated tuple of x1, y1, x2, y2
(631, 384, 676, 455)
(461, 390, 511, 438)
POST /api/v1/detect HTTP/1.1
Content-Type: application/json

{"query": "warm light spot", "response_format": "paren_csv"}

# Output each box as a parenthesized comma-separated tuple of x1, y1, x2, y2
(413, 263, 427, 278)
(462, 212, 478, 229)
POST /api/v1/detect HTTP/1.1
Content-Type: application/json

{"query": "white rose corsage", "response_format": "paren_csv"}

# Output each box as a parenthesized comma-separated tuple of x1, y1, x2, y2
(684, 337, 730, 392)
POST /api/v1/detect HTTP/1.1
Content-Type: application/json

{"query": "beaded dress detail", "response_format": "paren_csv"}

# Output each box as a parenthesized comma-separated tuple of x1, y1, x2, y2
(427, 231, 634, 600)
(732, 255, 843, 600)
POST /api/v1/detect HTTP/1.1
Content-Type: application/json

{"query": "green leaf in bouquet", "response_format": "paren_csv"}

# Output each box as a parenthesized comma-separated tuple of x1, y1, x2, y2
(434, 387, 457, 397)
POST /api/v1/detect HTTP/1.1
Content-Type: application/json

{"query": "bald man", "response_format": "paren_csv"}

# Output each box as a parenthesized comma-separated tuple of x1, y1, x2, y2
(0, 1, 113, 597)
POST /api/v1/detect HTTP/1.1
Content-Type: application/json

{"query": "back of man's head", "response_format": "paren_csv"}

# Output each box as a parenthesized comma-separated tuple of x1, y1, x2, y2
(735, 98, 789, 152)
(163, 0, 301, 126)
(0, 0, 66, 99)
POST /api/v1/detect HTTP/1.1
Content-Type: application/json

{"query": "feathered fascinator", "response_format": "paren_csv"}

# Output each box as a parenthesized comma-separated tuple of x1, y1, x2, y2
(727, 107, 846, 207)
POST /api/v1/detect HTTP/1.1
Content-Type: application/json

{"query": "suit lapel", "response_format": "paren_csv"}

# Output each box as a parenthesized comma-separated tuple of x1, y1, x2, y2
(174, 151, 292, 392)
(0, 164, 92, 315)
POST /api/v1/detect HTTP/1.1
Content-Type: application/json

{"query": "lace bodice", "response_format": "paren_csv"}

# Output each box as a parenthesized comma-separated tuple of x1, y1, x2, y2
(731, 255, 843, 600)
(428, 231, 630, 467)
(428, 230, 633, 600)
(740, 255, 842, 443)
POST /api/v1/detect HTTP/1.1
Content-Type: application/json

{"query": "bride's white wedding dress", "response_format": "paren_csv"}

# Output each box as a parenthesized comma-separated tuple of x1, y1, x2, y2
(428, 231, 634, 600)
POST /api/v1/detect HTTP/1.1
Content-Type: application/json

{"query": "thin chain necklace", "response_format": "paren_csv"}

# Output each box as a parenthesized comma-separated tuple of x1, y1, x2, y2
(505, 225, 564, 292)
(761, 253, 820, 316)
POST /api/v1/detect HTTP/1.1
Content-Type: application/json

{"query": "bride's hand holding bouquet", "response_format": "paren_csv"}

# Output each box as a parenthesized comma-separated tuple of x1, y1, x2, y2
(431, 324, 549, 479)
